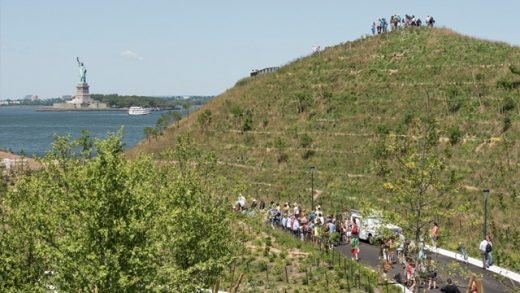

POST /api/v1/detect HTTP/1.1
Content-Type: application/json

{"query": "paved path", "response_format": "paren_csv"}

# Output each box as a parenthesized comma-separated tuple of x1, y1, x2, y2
(335, 242, 519, 293)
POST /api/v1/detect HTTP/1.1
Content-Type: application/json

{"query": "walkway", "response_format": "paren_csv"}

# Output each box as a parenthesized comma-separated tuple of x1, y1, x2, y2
(335, 243, 519, 293)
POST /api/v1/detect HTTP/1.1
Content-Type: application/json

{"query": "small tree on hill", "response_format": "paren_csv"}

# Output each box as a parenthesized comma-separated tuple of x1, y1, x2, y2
(376, 116, 459, 242)
(375, 116, 460, 293)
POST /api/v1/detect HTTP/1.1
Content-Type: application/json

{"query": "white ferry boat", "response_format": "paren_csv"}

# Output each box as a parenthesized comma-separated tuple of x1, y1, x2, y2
(128, 106, 151, 115)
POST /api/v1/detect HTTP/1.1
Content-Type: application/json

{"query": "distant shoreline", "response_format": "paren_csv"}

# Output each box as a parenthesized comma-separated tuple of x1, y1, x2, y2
(36, 107, 129, 112)
(0, 151, 41, 170)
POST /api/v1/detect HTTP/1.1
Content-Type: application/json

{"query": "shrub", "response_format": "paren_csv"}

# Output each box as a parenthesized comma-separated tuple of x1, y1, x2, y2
(242, 110, 253, 132)
(503, 115, 512, 133)
(448, 125, 462, 145)
(299, 133, 313, 148)
(501, 97, 516, 113)
(274, 137, 285, 149)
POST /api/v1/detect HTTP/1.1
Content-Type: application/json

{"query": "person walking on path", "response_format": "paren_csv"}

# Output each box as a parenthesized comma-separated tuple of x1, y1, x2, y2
(431, 222, 440, 249)
(479, 236, 490, 269)
(485, 235, 493, 267)
(440, 278, 461, 293)
(351, 236, 360, 261)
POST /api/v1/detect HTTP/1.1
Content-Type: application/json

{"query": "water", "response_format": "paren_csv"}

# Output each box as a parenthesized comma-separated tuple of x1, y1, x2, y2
(0, 106, 175, 157)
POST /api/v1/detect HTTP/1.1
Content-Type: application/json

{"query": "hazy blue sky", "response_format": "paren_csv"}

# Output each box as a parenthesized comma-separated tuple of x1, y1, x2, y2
(1, 0, 519, 99)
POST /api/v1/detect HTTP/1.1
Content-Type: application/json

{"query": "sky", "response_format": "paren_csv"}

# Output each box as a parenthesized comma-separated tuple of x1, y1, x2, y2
(1, 0, 519, 99)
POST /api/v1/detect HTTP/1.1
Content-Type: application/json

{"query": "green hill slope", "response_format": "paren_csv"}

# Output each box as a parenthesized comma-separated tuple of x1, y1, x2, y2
(129, 28, 520, 269)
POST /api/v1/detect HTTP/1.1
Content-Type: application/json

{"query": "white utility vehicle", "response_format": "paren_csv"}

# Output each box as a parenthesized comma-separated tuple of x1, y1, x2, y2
(351, 210, 402, 245)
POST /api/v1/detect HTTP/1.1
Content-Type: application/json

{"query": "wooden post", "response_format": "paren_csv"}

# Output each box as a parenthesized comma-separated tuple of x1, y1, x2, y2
(305, 268, 309, 285)
(285, 265, 289, 283)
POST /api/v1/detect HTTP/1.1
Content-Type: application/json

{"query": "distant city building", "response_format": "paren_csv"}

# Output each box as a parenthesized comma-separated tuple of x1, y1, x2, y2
(23, 95, 32, 100)
(62, 95, 72, 100)
(31, 95, 39, 101)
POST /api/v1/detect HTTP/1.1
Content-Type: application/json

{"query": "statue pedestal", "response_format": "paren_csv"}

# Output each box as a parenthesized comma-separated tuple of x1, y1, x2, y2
(73, 82, 93, 104)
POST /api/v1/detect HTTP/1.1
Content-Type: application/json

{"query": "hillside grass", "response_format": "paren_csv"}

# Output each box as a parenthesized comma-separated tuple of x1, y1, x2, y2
(128, 28, 520, 270)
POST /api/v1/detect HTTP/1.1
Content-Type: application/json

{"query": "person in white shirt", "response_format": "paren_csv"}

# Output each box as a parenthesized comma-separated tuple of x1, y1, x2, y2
(294, 203, 300, 218)
(479, 237, 489, 269)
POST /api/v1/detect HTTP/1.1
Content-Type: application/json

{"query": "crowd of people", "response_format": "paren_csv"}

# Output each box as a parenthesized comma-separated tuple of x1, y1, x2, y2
(371, 14, 435, 35)
(234, 196, 468, 291)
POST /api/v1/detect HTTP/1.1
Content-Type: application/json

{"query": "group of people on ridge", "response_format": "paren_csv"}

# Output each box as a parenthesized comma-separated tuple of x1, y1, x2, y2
(371, 14, 435, 35)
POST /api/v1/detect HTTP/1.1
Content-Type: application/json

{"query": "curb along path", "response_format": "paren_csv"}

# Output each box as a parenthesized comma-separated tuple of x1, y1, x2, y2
(425, 245, 520, 284)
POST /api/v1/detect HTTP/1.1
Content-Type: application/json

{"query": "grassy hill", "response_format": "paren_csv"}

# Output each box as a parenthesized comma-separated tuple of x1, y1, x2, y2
(128, 28, 520, 270)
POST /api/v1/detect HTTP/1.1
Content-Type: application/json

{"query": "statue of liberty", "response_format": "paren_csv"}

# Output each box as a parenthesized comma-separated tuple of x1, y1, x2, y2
(77, 57, 87, 83)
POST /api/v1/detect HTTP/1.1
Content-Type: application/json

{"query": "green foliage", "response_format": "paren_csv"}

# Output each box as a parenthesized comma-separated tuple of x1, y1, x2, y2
(197, 109, 213, 132)
(502, 115, 512, 133)
(501, 96, 516, 113)
(242, 109, 253, 132)
(231, 105, 243, 119)
(296, 92, 311, 113)
(274, 137, 285, 149)
(299, 133, 313, 148)
(447, 125, 462, 145)
(377, 116, 459, 241)
(0, 134, 236, 292)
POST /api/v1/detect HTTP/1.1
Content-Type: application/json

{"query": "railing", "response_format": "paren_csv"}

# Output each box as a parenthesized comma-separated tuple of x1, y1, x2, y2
(250, 67, 280, 77)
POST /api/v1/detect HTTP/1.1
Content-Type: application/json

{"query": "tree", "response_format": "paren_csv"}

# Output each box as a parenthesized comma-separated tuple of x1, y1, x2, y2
(0, 132, 236, 292)
(375, 117, 459, 293)
(376, 116, 459, 242)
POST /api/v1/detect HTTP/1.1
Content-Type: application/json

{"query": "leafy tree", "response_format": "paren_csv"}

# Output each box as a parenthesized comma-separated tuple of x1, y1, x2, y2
(375, 117, 460, 293)
(0, 133, 236, 292)
(376, 116, 459, 242)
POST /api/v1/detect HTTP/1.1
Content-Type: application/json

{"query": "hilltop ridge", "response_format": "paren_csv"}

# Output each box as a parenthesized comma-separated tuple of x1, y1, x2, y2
(129, 28, 520, 269)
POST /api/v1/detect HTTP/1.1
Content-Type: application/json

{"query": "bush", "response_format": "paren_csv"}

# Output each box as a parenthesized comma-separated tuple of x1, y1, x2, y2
(242, 110, 253, 132)
(501, 97, 516, 113)
(300, 133, 313, 148)
(448, 125, 462, 145)
(503, 115, 512, 133)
